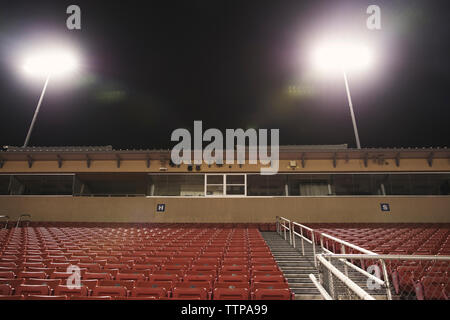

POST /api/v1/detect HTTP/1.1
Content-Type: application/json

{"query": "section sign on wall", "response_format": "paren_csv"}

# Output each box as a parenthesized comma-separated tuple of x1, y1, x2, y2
(380, 203, 390, 213)
(156, 204, 166, 213)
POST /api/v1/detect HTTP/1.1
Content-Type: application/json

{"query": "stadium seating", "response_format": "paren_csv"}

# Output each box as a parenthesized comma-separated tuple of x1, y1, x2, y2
(0, 225, 289, 300)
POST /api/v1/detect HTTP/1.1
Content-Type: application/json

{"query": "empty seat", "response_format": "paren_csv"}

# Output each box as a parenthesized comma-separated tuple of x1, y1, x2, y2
(213, 287, 249, 300)
(218, 274, 248, 284)
(0, 295, 24, 300)
(99, 280, 135, 291)
(71, 295, 112, 300)
(0, 271, 15, 279)
(0, 284, 12, 295)
(18, 271, 47, 280)
(24, 279, 62, 290)
(131, 287, 167, 299)
(54, 285, 89, 297)
(92, 286, 127, 297)
(252, 288, 291, 300)
(252, 275, 285, 284)
(135, 281, 173, 291)
(420, 276, 449, 300)
(148, 274, 179, 283)
(16, 284, 51, 296)
(26, 295, 68, 300)
(83, 272, 112, 280)
(115, 272, 146, 281)
(172, 287, 208, 300)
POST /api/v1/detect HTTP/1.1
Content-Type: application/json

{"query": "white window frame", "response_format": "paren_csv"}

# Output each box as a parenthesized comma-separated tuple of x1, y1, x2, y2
(205, 173, 247, 197)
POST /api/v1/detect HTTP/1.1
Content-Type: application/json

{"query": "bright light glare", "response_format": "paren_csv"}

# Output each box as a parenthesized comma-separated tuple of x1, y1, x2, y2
(312, 41, 373, 73)
(23, 48, 78, 77)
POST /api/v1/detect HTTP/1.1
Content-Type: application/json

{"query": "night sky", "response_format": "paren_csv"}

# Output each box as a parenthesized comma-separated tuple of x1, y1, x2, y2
(0, 0, 449, 150)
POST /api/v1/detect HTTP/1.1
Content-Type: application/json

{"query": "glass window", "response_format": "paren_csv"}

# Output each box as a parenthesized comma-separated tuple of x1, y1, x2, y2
(247, 174, 287, 196)
(11, 175, 74, 195)
(387, 174, 412, 195)
(287, 174, 331, 196)
(0, 175, 11, 195)
(227, 175, 245, 185)
(352, 174, 373, 195)
(333, 174, 354, 195)
(207, 185, 224, 196)
(76, 173, 147, 196)
(370, 174, 389, 195)
(149, 174, 204, 196)
(207, 175, 223, 185)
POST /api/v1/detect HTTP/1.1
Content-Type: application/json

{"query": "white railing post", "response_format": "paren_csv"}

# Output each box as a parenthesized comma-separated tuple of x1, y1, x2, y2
(300, 227, 305, 256)
(292, 223, 296, 248)
(289, 221, 293, 245)
(312, 230, 317, 267)
(379, 259, 393, 300)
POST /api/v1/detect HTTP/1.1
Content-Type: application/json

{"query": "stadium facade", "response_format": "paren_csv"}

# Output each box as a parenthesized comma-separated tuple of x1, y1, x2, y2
(0, 145, 449, 223)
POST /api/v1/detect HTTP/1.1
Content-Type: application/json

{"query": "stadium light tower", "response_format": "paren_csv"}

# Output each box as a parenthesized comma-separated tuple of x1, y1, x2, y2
(312, 41, 374, 149)
(21, 47, 78, 147)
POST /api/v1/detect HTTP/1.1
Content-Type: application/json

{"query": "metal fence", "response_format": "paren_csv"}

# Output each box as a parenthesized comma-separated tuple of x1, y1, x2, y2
(276, 216, 449, 300)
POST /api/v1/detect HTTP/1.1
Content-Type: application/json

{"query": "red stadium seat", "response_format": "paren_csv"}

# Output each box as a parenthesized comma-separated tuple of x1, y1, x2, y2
(54, 285, 89, 297)
(218, 274, 248, 284)
(83, 272, 112, 280)
(213, 287, 249, 300)
(115, 272, 146, 281)
(252, 288, 291, 300)
(26, 295, 68, 300)
(172, 287, 208, 300)
(18, 271, 47, 280)
(92, 286, 127, 297)
(135, 281, 173, 291)
(71, 295, 113, 300)
(131, 287, 167, 299)
(0, 295, 24, 300)
(252, 275, 285, 284)
(148, 274, 179, 283)
(98, 280, 135, 290)
(16, 284, 51, 296)
(0, 284, 12, 295)
(24, 279, 62, 290)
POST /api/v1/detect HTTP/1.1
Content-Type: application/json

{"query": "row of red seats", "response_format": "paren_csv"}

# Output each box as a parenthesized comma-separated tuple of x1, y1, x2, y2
(0, 227, 291, 300)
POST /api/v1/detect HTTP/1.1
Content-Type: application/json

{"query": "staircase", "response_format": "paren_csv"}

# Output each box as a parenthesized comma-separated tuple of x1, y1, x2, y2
(262, 231, 396, 300)
(261, 232, 323, 300)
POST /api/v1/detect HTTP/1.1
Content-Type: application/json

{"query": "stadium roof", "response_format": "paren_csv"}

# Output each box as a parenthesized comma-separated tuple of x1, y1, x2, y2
(0, 145, 448, 165)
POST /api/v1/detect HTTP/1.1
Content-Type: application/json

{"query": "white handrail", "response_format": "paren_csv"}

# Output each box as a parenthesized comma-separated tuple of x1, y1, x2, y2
(277, 216, 392, 299)
(292, 221, 317, 265)
(316, 254, 376, 300)
(320, 232, 377, 255)
(309, 274, 333, 300)
(321, 254, 450, 261)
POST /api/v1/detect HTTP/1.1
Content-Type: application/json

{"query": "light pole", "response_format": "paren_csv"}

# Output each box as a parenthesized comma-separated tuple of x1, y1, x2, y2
(342, 69, 361, 149)
(23, 74, 51, 147)
(312, 41, 373, 149)
(22, 48, 78, 147)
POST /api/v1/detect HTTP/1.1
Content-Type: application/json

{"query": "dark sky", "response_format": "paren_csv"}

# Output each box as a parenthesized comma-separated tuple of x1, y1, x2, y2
(0, 0, 449, 149)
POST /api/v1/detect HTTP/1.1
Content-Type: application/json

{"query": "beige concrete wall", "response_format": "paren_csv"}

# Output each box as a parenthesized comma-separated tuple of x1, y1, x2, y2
(0, 196, 448, 223)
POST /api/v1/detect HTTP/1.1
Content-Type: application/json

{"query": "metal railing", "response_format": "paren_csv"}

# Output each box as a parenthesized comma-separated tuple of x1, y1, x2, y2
(316, 254, 376, 300)
(321, 253, 450, 300)
(16, 213, 31, 228)
(292, 222, 317, 265)
(309, 273, 332, 300)
(276, 216, 392, 300)
(0, 215, 9, 229)
(276, 216, 292, 244)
